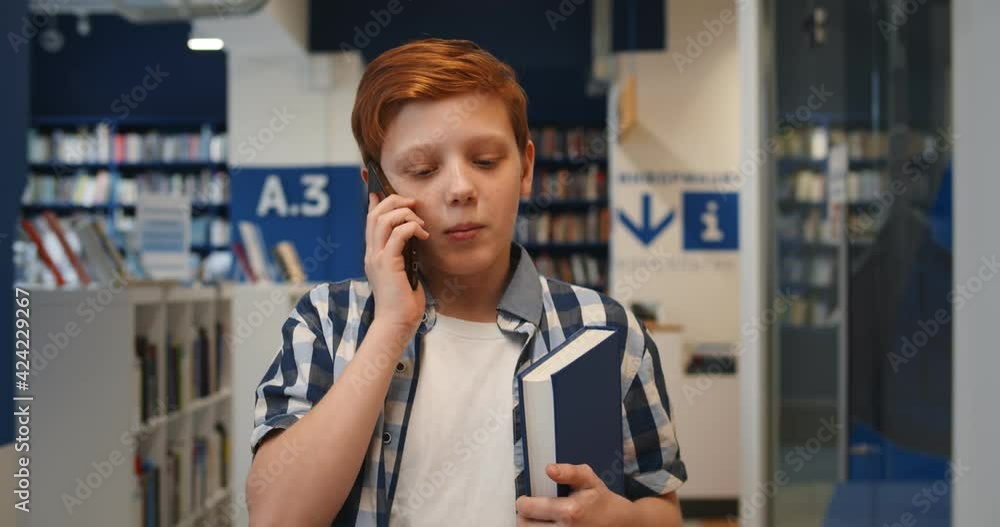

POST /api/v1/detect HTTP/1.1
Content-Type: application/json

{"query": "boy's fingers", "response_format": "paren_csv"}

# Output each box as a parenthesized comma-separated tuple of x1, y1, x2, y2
(515, 495, 580, 523)
(546, 463, 601, 490)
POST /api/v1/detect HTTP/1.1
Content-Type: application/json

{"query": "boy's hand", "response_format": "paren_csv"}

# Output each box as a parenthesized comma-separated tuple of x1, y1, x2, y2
(365, 192, 430, 337)
(515, 463, 634, 526)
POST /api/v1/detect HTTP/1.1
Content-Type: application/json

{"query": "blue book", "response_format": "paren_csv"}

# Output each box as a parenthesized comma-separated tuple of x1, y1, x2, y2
(517, 326, 625, 497)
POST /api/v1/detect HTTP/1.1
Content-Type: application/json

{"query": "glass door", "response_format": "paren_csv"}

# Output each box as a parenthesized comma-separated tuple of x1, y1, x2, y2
(767, 1, 953, 526)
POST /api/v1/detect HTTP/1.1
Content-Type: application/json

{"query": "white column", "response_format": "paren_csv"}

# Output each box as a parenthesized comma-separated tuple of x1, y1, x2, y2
(738, 1, 767, 526)
(953, 0, 1000, 525)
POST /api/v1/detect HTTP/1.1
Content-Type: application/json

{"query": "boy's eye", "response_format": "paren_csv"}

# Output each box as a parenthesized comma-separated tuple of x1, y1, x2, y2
(409, 166, 436, 177)
(474, 159, 498, 168)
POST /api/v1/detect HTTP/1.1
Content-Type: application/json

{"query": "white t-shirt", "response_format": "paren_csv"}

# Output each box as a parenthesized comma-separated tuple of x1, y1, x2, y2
(389, 313, 524, 526)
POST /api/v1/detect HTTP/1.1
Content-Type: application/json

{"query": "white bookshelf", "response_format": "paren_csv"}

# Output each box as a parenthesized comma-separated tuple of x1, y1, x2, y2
(23, 283, 234, 527)
(226, 283, 315, 527)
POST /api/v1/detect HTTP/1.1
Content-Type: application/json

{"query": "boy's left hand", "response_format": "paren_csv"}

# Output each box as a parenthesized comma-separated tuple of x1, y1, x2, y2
(515, 463, 634, 526)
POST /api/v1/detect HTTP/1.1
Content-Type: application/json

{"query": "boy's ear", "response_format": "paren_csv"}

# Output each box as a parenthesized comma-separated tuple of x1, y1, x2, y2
(360, 165, 369, 186)
(520, 140, 535, 198)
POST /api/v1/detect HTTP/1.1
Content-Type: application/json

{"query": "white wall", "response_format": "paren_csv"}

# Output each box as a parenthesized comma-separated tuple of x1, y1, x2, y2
(952, 0, 1000, 524)
(610, 0, 743, 343)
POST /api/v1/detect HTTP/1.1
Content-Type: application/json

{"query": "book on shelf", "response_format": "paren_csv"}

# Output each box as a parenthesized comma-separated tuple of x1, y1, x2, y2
(231, 242, 257, 283)
(136, 455, 161, 527)
(166, 333, 184, 412)
(19, 217, 66, 287)
(530, 126, 607, 161)
(273, 241, 307, 284)
(517, 326, 625, 497)
(237, 222, 272, 282)
(135, 335, 160, 423)
(166, 449, 181, 525)
(534, 164, 607, 201)
(214, 422, 230, 488)
(533, 254, 606, 289)
(41, 211, 91, 285)
(516, 209, 610, 245)
(29, 124, 226, 165)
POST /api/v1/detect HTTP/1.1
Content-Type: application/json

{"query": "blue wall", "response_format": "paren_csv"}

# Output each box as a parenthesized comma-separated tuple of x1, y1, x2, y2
(2, 0, 30, 446)
(31, 15, 225, 122)
(308, 0, 664, 124)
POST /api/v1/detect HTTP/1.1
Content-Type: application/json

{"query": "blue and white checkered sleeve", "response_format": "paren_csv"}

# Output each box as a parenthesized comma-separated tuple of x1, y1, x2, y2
(250, 285, 336, 455)
(621, 312, 688, 499)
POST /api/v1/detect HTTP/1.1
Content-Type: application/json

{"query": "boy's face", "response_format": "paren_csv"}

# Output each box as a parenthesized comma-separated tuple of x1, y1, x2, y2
(371, 93, 534, 278)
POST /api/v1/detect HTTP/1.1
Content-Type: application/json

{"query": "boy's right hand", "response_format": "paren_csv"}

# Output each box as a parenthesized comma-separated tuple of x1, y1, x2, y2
(365, 193, 431, 339)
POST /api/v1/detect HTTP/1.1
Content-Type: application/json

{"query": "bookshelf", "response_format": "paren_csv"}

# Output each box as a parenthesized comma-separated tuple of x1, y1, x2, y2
(22, 117, 231, 281)
(26, 283, 234, 527)
(518, 125, 610, 292)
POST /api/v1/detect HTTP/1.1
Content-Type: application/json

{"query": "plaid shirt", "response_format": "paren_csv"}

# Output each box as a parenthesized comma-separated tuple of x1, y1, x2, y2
(252, 242, 687, 526)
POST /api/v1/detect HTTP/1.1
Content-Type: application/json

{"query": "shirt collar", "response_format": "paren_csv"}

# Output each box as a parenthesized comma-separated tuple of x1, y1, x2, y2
(418, 242, 543, 333)
(496, 241, 543, 326)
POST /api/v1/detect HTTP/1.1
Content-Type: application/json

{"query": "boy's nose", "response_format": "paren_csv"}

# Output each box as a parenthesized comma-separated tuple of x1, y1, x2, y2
(445, 163, 477, 205)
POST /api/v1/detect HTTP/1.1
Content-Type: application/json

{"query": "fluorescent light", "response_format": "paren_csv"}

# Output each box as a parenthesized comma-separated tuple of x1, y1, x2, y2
(188, 38, 224, 51)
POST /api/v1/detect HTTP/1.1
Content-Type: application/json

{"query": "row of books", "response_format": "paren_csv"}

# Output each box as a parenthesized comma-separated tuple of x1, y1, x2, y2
(515, 209, 611, 245)
(233, 221, 307, 284)
(17, 212, 127, 288)
(777, 127, 890, 160)
(530, 126, 607, 161)
(28, 124, 226, 165)
(191, 218, 231, 247)
(132, 170, 229, 205)
(534, 254, 607, 289)
(164, 325, 228, 412)
(21, 170, 230, 207)
(781, 169, 892, 204)
(780, 295, 840, 328)
(777, 126, 952, 162)
(137, 424, 229, 527)
(530, 165, 608, 201)
(776, 211, 840, 246)
(781, 254, 836, 287)
(136, 335, 160, 423)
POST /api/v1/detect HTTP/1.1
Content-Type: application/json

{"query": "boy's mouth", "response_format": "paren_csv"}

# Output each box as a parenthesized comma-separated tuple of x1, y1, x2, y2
(444, 222, 485, 241)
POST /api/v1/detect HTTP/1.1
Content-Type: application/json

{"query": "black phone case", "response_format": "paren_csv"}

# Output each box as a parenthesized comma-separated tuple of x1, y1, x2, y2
(366, 161, 420, 290)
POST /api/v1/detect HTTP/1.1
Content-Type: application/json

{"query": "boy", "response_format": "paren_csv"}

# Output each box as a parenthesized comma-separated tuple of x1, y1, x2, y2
(247, 38, 686, 526)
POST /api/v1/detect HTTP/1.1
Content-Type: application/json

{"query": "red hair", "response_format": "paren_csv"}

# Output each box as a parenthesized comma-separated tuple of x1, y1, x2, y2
(351, 38, 529, 166)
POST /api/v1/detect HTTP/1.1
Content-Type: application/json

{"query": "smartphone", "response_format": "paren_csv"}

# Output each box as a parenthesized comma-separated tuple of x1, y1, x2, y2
(366, 160, 421, 290)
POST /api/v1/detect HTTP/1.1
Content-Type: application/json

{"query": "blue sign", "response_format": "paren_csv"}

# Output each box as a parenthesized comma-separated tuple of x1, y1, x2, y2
(230, 166, 365, 282)
(617, 193, 675, 246)
(683, 192, 739, 250)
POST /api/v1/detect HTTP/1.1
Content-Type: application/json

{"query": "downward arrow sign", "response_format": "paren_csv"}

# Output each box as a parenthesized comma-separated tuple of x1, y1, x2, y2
(617, 193, 675, 246)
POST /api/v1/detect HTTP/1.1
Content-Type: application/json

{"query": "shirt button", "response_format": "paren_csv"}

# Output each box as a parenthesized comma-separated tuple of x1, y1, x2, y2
(382, 432, 392, 444)
(395, 362, 406, 373)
